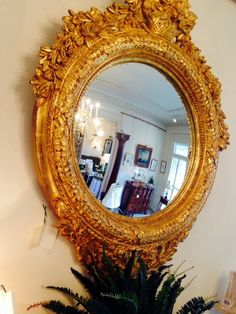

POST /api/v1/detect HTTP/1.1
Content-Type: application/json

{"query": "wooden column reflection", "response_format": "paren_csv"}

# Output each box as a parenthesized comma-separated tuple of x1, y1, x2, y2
(105, 132, 130, 194)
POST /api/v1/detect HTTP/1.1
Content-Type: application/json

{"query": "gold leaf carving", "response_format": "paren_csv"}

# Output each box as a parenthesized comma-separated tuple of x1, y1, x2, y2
(31, 0, 229, 270)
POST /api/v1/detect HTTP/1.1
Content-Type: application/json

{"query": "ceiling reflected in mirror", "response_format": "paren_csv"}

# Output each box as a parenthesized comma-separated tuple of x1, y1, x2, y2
(74, 62, 190, 218)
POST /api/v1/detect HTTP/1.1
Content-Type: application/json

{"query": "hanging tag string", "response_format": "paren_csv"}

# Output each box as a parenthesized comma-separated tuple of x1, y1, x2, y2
(0, 284, 7, 292)
(42, 204, 47, 225)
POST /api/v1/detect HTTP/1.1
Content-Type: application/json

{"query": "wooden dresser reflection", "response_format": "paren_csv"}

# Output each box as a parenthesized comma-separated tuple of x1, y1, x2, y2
(120, 181, 154, 215)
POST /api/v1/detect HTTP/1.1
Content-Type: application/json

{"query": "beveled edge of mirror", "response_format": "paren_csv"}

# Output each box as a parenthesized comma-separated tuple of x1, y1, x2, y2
(31, 0, 229, 269)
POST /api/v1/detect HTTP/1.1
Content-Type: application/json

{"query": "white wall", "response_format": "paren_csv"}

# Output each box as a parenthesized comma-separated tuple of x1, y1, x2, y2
(0, 1, 110, 313)
(172, 1, 236, 312)
(117, 114, 166, 185)
(80, 118, 116, 158)
(0, 0, 236, 313)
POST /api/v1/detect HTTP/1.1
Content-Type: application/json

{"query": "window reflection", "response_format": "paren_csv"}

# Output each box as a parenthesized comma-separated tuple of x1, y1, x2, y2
(164, 143, 189, 204)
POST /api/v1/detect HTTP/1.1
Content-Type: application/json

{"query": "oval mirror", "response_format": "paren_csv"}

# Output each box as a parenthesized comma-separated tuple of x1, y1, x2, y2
(31, 0, 229, 269)
(74, 62, 190, 218)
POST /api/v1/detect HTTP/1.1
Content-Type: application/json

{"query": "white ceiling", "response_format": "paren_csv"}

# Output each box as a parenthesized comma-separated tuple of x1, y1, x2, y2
(87, 62, 188, 128)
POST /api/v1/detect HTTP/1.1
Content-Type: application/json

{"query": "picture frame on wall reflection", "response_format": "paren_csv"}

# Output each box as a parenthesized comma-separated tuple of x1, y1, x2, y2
(160, 160, 167, 174)
(123, 153, 133, 166)
(150, 159, 158, 171)
(134, 144, 152, 168)
(102, 136, 113, 155)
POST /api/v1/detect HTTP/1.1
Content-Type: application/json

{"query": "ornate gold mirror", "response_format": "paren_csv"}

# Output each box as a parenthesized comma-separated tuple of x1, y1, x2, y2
(31, 0, 229, 269)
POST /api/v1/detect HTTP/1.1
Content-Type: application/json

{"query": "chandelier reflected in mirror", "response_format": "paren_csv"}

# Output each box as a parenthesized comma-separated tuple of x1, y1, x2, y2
(75, 96, 105, 154)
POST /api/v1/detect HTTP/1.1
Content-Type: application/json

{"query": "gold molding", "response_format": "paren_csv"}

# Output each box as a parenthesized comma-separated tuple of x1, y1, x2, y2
(31, 0, 229, 269)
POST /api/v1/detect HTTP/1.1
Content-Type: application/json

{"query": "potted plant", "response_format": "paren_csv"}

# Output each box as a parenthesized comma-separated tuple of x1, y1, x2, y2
(28, 251, 217, 313)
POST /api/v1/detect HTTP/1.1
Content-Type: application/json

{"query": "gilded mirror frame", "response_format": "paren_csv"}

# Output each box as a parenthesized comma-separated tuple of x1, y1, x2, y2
(31, 0, 229, 269)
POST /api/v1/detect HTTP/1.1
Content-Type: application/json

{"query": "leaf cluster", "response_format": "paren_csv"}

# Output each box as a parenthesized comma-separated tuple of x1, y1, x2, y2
(32, 251, 217, 314)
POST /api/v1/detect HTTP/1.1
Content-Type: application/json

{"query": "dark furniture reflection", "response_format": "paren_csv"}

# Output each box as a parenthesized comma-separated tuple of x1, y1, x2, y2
(105, 132, 130, 194)
(120, 181, 154, 216)
(80, 155, 101, 171)
(156, 195, 169, 211)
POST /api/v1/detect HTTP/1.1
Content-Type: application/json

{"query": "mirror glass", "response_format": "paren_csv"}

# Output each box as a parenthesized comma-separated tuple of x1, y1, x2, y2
(74, 62, 190, 218)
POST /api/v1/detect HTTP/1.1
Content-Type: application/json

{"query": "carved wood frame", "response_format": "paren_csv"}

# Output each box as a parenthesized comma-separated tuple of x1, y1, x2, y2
(31, 0, 229, 269)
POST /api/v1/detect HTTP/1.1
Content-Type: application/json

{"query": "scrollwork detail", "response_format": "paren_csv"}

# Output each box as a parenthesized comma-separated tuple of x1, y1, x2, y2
(31, 0, 229, 270)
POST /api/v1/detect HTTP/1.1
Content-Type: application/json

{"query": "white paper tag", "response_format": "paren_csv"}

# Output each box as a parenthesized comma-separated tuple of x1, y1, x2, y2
(38, 224, 59, 250)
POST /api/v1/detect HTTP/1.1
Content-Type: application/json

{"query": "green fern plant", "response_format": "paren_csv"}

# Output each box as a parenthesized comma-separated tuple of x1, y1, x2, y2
(28, 251, 218, 314)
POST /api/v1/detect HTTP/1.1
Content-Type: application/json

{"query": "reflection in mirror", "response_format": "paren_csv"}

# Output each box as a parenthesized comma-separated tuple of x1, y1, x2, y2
(74, 63, 190, 218)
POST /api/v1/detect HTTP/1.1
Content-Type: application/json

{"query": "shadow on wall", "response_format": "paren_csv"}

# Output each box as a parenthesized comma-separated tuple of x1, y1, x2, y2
(13, 18, 86, 267)
(15, 21, 62, 180)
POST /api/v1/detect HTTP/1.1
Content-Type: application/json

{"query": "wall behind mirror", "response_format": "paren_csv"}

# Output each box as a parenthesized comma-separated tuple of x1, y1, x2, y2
(74, 62, 190, 218)
(0, 0, 234, 313)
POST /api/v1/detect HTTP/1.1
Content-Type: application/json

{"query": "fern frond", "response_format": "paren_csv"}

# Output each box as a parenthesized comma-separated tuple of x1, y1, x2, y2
(43, 300, 84, 313)
(146, 266, 170, 304)
(70, 267, 98, 298)
(136, 257, 148, 312)
(46, 286, 88, 308)
(155, 274, 176, 313)
(123, 250, 137, 279)
(27, 300, 48, 311)
(177, 296, 218, 314)
(101, 250, 127, 292)
(164, 275, 186, 314)
(46, 286, 76, 299)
